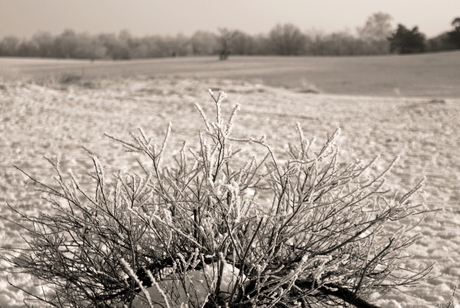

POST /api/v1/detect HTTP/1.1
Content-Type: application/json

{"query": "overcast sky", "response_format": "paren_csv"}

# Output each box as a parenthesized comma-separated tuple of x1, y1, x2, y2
(1, 0, 459, 39)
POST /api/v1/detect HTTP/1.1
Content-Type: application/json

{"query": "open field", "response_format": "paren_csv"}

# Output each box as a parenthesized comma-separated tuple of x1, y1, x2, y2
(1, 51, 460, 98)
(0, 75, 460, 307)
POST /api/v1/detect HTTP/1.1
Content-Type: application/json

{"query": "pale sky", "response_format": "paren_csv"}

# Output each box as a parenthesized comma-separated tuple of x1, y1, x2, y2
(0, 0, 459, 39)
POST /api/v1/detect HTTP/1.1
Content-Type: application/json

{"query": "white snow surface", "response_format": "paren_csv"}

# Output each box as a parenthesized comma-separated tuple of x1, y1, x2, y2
(1, 78, 459, 308)
(132, 263, 244, 308)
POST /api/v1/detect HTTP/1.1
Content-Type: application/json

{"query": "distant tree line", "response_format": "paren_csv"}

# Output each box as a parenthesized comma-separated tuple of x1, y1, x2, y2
(1, 13, 459, 59)
(389, 17, 460, 54)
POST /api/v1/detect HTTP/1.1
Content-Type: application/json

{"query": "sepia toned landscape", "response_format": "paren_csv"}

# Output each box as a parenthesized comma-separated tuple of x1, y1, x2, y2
(1, 52, 459, 307)
(2, 1, 460, 306)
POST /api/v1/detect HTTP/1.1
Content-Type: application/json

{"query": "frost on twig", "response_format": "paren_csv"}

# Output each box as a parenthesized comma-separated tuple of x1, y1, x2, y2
(1, 90, 436, 308)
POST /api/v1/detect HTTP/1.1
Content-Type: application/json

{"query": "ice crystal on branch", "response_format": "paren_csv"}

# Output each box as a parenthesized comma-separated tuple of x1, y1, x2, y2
(1, 90, 437, 308)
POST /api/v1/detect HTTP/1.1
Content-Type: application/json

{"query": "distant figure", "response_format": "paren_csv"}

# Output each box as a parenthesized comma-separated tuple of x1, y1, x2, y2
(172, 51, 177, 57)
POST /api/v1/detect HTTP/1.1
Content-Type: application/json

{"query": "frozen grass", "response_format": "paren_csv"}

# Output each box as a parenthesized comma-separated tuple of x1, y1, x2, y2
(0, 77, 459, 307)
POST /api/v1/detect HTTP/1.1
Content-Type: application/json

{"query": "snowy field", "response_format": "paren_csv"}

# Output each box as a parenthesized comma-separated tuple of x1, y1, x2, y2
(0, 77, 459, 307)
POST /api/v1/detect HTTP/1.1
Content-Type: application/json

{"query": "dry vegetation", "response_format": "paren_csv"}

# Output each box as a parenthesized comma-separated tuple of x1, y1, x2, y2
(0, 74, 459, 307)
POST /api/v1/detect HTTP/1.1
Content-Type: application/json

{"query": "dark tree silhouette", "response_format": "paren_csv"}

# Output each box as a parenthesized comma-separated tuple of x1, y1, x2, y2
(269, 23, 307, 55)
(217, 28, 238, 60)
(452, 17, 460, 28)
(447, 17, 460, 48)
(388, 24, 426, 54)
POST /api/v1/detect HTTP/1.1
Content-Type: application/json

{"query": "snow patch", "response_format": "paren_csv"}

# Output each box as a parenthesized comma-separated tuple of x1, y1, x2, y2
(132, 263, 244, 308)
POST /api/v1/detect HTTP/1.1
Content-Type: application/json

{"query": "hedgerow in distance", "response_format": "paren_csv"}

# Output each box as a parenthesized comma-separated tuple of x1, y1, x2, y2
(2, 90, 437, 308)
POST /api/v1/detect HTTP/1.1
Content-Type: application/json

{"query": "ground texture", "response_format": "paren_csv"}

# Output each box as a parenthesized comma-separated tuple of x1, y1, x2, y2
(0, 77, 459, 307)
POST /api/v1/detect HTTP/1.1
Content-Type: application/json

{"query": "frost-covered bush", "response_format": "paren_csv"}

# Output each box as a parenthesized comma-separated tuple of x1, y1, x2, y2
(2, 90, 435, 308)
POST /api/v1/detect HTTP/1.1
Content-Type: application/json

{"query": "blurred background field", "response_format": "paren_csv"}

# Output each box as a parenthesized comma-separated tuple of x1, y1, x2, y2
(1, 51, 460, 98)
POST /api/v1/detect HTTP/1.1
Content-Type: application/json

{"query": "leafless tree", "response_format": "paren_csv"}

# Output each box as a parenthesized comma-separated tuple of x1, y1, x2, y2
(269, 23, 307, 55)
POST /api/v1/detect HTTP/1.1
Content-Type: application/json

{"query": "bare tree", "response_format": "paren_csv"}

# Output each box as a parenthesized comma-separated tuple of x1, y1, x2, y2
(191, 30, 219, 55)
(357, 12, 394, 42)
(304, 28, 327, 56)
(269, 23, 307, 55)
(357, 12, 394, 54)
(217, 28, 239, 60)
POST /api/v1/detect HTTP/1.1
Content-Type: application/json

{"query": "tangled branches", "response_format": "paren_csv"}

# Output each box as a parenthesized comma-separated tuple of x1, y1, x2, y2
(2, 90, 434, 308)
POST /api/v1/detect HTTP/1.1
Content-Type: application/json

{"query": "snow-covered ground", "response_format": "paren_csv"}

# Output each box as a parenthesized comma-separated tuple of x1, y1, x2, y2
(0, 78, 459, 307)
